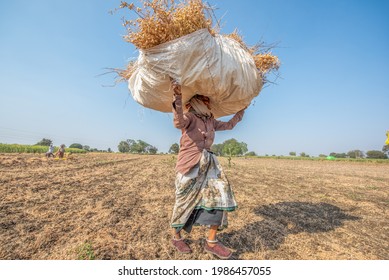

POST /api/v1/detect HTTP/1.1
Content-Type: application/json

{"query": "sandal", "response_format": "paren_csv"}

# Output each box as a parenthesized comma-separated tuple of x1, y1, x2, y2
(204, 239, 232, 259)
(172, 238, 192, 254)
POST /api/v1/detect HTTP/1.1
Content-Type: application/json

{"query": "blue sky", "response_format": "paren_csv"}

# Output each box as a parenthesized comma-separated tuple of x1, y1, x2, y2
(0, 0, 388, 156)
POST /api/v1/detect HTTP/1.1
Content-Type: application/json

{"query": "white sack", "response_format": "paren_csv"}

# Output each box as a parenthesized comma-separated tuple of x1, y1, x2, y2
(128, 28, 263, 118)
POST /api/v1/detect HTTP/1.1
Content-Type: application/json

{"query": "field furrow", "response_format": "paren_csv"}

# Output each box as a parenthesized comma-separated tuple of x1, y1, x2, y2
(0, 153, 388, 260)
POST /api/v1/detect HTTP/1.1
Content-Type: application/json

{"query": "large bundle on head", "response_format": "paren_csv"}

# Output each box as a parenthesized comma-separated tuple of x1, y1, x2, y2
(119, 0, 280, 118)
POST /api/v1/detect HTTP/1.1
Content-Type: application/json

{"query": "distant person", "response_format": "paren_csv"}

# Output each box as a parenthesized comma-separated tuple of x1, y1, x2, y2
(56, 144, 65, 158)
(169, 78, 245, 259)
(46, 144, 55, 158)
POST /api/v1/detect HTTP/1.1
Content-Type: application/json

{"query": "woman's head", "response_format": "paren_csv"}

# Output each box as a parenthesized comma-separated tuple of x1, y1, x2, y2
(186, 94, 212, 117)
(186, 94, 211, 109)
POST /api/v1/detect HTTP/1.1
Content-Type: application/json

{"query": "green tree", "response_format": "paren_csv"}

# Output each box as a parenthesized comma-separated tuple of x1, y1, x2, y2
(83, 145, 90, 151)
(289, 151, 296, 156)
(168, 143, 179, 154)
(221, 138, 248, 156)
(35, 138, 52, 146)
(126, 139, 137, 153)
(69, 143, 83, 149)
(300, 152, 309, 157)
(211, 143, 223, 156)
(366, 150, 388, 159)
(108, 148, 112, 153)
(125, 139, 158, 154)
(118, 141, 130, 153)
(146, 145, 158, 154)
(347, 150, 364, 159)
(330, 152, 347, 158)
(382, 145, 389, 156)
(132, 140, 148, 154)
(211, 139, 249, 156)
(245, 151, 257, 156)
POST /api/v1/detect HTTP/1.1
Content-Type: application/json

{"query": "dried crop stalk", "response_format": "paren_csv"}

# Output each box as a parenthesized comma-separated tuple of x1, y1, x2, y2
(224, 29, 280, 74)
(120, 0, 214, 49)
(118, 0, 280, 79)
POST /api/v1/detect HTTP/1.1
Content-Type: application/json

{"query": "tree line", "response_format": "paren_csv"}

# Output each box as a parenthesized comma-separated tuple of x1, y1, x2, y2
(168, 138, 256, 156)
(118, 139, 158, 154)
(116, 138, 253, 156)
(35, 138, 112, 153)
(289, 148, 388, 159)
(35, 137, 389, 159)
(167, 139, 389, 159)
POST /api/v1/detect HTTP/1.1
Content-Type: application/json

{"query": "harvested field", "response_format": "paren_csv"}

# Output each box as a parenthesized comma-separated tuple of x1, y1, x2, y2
(0, 153, 388, 260)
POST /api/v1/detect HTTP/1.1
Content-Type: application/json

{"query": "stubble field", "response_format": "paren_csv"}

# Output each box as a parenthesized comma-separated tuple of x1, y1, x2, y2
(0, 153, 388, 260)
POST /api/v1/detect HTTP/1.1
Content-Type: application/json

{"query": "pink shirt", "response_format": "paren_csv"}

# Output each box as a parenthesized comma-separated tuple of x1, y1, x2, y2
(173, 94, 244, 175)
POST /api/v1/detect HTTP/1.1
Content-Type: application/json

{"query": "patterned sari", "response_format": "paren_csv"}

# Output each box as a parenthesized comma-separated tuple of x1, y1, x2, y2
(171, 150, 237, 231)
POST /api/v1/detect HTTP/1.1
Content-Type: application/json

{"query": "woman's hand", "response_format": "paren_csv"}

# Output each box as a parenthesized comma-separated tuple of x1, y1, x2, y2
(173, 83, 181, 95)
(170, 77, 182, 95)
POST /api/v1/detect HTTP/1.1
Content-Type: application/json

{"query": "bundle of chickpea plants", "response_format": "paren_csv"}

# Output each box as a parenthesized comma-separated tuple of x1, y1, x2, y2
(118, 0, 280, 118)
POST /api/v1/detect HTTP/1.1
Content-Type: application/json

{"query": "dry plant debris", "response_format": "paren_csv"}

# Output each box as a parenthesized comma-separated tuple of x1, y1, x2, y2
(1, 153, 388, 260)
(117, 0, 280, 80)
(120, 0, 214, 49)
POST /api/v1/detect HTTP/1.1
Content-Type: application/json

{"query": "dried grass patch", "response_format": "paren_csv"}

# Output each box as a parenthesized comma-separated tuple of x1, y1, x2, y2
(1, 154, 388, 259)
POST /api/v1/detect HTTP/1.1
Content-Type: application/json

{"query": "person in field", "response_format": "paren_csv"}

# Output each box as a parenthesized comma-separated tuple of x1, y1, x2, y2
(170, 78, 245, 259)
(46, 144, 55, 158)
(56, 144, 65, 158)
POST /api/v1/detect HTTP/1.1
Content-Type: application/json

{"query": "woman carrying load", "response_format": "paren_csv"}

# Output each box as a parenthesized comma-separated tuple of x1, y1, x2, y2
(56, 144, 65, 158)
(170, 79, 245, 259)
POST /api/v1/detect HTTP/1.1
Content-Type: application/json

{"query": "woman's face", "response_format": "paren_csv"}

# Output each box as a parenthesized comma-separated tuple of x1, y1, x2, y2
(186, 95, 211, 110)
(198, 95, 211, 109)
(203, 99, 210, 109)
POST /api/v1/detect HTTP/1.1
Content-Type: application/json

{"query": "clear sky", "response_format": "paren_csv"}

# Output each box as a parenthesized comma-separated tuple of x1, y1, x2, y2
(0, 0, 388, 156)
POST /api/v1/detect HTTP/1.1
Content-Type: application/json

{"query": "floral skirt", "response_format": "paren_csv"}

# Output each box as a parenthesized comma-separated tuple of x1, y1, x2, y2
(171, 150, 237, 232)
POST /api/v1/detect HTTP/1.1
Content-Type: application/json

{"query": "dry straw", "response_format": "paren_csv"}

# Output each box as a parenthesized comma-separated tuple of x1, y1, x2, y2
(118, 0, 280, 80)
(224, 28, 280, 75)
